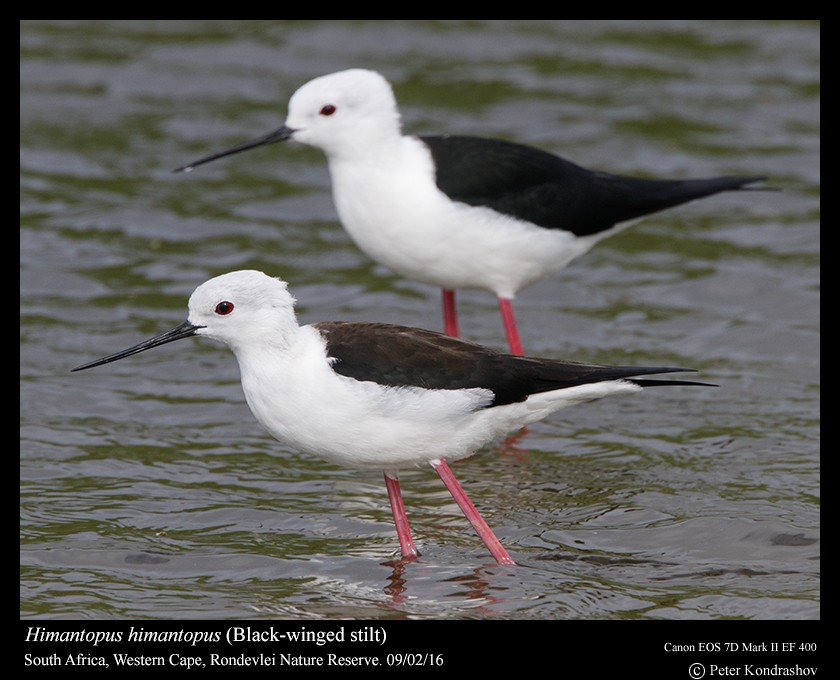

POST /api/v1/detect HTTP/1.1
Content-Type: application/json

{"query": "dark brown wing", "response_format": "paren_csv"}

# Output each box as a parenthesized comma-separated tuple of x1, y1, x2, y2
(313, 322, 708, 407)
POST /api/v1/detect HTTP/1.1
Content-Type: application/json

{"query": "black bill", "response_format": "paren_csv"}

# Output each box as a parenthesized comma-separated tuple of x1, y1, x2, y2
(72, 320, 203, 372)
(173, 125, 296, 173)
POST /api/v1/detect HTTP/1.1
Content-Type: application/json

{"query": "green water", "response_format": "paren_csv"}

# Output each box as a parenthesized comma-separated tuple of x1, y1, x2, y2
(21, 20, 818, 621)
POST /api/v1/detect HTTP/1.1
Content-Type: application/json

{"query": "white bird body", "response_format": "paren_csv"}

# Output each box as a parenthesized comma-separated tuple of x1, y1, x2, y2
(237, 333, 641, 470)
(330, 136, 621, 298)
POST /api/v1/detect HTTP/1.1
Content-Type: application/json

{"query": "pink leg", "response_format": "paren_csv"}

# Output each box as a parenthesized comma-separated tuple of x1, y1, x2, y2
(497, 297, 523, 356)
(430, 459, 516, 565)
(442, 289, 459, 337)
(384, 472, 419, 560)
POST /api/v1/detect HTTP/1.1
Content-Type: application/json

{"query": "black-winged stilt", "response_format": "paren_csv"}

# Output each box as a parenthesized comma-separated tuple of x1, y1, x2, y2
(174, 69, 767, 355)
(73, 270, 713, 565)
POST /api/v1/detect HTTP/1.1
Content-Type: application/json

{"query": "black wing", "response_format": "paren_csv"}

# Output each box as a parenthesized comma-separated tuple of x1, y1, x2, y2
(420, 135, 766, 237)
(313, 321, 710, 407)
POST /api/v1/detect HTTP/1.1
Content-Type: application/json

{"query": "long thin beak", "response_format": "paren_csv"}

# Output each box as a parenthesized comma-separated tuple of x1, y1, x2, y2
(173, 125, 296, 173)
(71, 320, 203, 372)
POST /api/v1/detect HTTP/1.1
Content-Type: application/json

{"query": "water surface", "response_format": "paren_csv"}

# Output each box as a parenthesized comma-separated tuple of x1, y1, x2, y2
(20, 20, 819, 621)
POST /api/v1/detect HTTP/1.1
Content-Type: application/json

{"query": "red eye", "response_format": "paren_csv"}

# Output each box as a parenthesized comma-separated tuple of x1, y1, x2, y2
(215, 301, 234, 316)
(320, 104, 336, 116)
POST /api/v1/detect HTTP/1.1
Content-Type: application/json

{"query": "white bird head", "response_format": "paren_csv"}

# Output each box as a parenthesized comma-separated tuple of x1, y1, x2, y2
(186, 270, 298, 351)
(173, 69, 402, 172)
(284, 69, 403, 155)
(71, 271, 299, 371)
